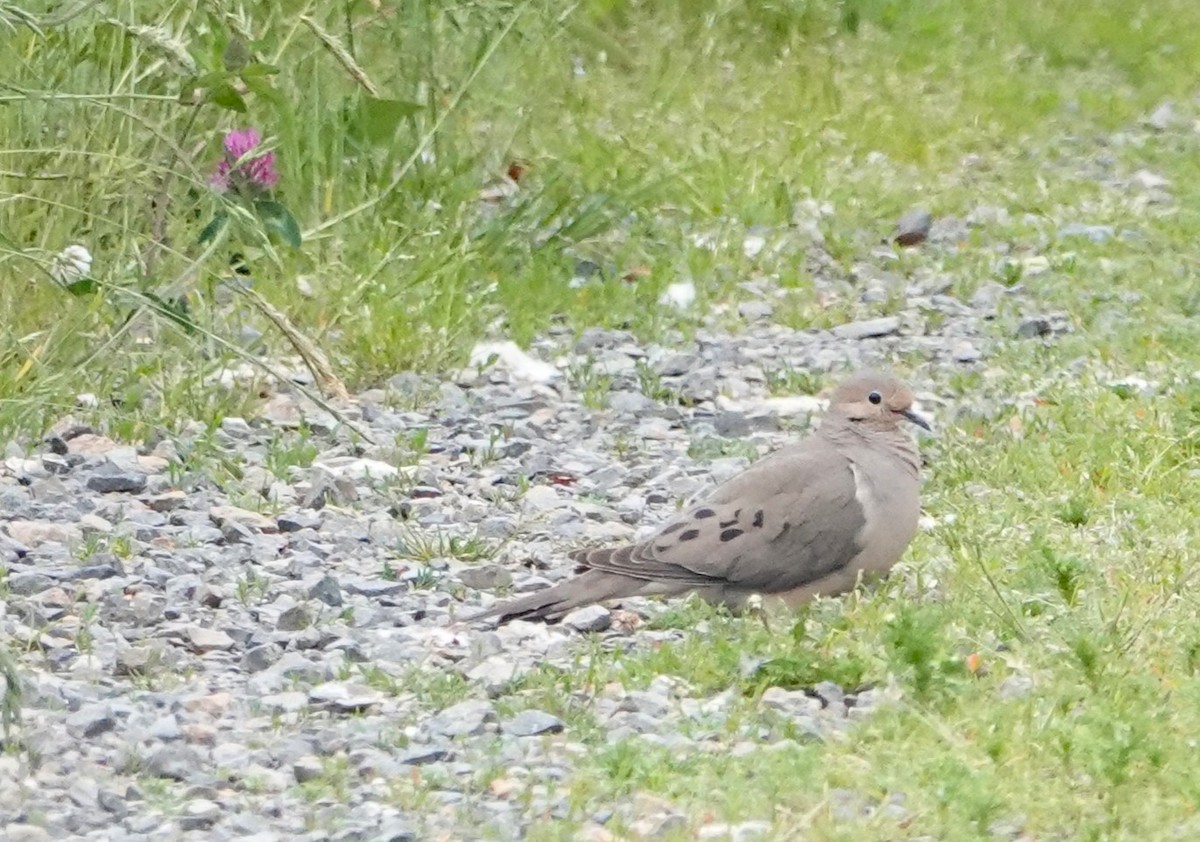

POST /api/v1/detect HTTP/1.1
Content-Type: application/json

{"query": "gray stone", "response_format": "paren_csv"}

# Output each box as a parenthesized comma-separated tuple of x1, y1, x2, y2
(1146, 101, 1176, 130)
(951, 341, 982, 363)
(66, 704, 117, 738)
(276, 605, 312, 631)
(145, 489, 188, 511)
(997, 674, 1034, 700)
(145, 713, 182, 741)
(220, 519, 255, 544)
(98, 788, 129, 817)
(429, 699, 496, 738)
(829, 787, 868, 821)
(622, 689, 671, 718)
(610, 391, 656, 414)
(760, 687, 821, 717)
(220, 417, 254, 438)
(813, 681, 846, 709)
(970, 281, 1011, 309)
(1058, 223, 1114, 243)
(713, 412, 752, 437)
(6, 518, 81, 548)
(178, 798, 222, 830)
(308, 682, 384, 712)
(630, 811, 688, 838)
(308, 575, 343, 606)
(503, 709, 565, 737)
(0, 534, 30, 561)
(457, 565, 512, 591)
(186, 626, 236, 653)
(124, 814, 162, 834)
(894, 208, 933, 246)
(302, 470, 361, 508)
(697, 821, 772, 841)
(377, 816, 418, 841)
(144, 745, 204, 781)
(465, 656, 518, 696)
(830, 316, 900, 340)
(271, 651, 326, 683)
(67, 778, 99, 809)
(209, 504, 277, 532)
(85, 461, 147, 493)
(737, 300, 774, 321)
(259, 691, 309, 715)
(1016, 317, 1051, 338)
(1132, 169, 1171, 191)
(4, 825, 52, 842)
(349, 747, 402, 777)
(5, 571, 55, 595)
(987, 814, 1027, 839)
(654, 353, 698, 377)
(115, 644, 169, 676)
(65, 562, 122, 582)
(398, 745, 452, 766)
(562, 605, 612, 633)
(278, 510, 324, 532)
(343, 579, 406, 598)
(240, 647, 282, 671)
(293, 755, 324, 783)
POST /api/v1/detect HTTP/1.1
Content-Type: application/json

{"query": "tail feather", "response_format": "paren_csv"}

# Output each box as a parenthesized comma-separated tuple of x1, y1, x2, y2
(463, 570, 637, 625)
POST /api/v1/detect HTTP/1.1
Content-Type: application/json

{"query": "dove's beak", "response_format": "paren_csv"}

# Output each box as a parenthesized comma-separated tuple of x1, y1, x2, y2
(901, 409, 932, 431)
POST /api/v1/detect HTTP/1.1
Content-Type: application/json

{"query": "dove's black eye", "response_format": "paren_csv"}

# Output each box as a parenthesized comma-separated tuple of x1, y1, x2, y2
(868, 391, 882, 405)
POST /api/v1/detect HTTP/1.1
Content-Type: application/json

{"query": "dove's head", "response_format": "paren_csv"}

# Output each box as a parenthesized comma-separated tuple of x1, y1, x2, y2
(828, 370, 931, 432)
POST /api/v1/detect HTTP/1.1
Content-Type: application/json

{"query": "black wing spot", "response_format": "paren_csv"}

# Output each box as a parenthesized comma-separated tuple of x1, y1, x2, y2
(753, 509, 765, 528)
(720, 528, 744, 542)
(679, 529, 701, 541)
(660, 522, 686, 535)
(719, 518, 738, 528)
(694, 508, 717, 519)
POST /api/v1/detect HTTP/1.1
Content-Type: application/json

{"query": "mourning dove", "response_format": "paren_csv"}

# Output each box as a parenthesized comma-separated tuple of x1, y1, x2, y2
(467, 369, 930, 625)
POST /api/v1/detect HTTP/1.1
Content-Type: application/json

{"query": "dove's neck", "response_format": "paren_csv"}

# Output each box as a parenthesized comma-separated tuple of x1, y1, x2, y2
(819, 416, 921, 476)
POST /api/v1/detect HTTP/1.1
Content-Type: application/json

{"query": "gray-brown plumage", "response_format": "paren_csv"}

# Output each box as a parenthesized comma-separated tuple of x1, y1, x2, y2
(466, 369, 930, 625)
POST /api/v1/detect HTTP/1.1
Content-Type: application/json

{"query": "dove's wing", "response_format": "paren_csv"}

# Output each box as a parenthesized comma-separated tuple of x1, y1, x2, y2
(571, 443, 867, 593)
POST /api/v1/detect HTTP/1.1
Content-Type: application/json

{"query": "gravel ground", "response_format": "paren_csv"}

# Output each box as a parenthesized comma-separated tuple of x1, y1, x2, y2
(0, 208, 1076, 841)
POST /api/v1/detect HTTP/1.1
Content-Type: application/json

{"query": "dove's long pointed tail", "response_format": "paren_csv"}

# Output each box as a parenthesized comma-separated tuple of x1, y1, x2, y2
(463, 570, 640, 624)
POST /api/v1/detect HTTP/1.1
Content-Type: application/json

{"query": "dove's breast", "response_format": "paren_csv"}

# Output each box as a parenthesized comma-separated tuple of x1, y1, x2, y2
(845, 450, 921, 578)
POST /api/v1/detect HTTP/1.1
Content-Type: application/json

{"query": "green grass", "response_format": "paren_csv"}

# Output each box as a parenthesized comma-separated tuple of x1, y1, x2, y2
(3, 0, 1199, 435)
(498, 374, 1200, 841)
(8, 0, 1200, 838)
